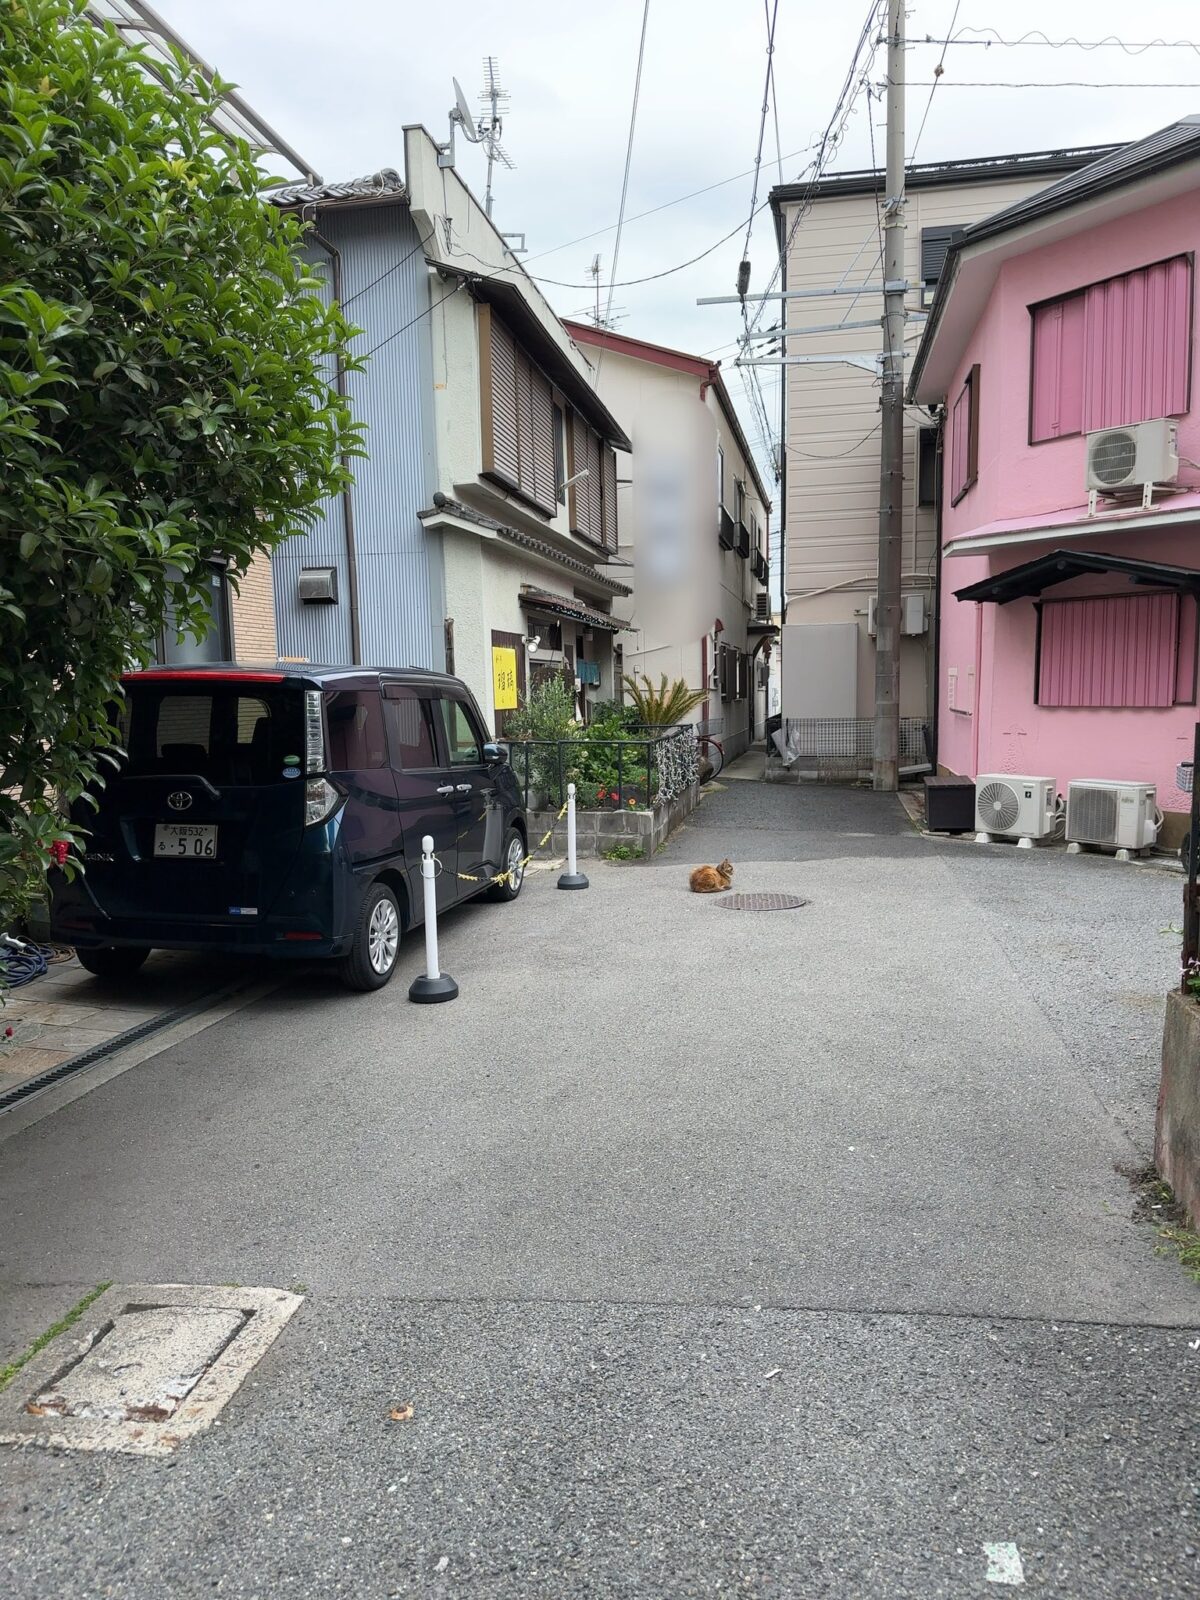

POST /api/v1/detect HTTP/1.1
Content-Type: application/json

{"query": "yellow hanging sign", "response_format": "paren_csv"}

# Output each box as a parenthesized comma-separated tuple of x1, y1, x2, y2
(492, 645, 519, 711)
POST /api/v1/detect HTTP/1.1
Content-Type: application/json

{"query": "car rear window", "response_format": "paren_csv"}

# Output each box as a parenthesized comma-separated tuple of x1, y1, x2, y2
(122, 685, 305, 786)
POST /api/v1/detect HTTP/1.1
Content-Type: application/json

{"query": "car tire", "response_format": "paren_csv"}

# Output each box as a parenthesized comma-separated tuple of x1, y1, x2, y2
(339, 882, 402, 992)
(74, 945, 150, 980)
(486, 825, 527, 903)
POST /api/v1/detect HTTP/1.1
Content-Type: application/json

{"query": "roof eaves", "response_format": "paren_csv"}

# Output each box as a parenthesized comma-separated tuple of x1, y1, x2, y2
(419, 498, 633, 596)
(770, 144, 1121, 207)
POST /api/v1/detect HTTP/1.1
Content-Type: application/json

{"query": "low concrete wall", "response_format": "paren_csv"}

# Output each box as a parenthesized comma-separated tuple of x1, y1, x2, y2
(529, 783, 700, 859)
(1157, 989, 1200, 1228)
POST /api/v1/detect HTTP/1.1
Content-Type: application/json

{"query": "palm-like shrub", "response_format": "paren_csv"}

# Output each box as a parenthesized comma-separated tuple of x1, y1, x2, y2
(621, 673, 708, 729)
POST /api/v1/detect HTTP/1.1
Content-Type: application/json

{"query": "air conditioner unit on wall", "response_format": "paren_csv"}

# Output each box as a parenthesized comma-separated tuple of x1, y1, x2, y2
(754, 591, 771, 622)
(868, 593, 928, 638)
(974, 774, 1057, 843)
(1086, 417, 1178, 494)
(1066, 780, 1159, 854)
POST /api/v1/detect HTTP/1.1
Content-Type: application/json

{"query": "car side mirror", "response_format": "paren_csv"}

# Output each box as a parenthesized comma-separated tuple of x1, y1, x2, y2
(483, 742, 508, 767)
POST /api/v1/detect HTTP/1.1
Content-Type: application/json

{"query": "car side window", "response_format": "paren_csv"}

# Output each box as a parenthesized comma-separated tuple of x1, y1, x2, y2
(383, 687, 438, 771)
(437, 698, 484, 767)
(324, 690, 387, 770)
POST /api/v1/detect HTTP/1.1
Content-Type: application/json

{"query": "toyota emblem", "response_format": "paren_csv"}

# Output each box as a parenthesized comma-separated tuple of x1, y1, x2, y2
(168, 790, 193, 812)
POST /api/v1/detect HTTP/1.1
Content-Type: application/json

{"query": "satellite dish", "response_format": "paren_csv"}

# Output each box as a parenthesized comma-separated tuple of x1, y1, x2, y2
(452, 78, 482, 141)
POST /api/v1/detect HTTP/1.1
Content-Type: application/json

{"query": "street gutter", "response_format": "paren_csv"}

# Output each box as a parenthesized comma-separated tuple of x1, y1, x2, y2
(0, 975, 281, 1124)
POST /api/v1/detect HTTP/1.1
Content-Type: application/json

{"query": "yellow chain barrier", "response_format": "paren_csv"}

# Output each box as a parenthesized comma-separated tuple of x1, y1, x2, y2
(451, 797, 570, 888)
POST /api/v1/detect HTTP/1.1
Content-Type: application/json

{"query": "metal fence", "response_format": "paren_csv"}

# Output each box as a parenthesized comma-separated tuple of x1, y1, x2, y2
(769, 717, 930, 779)
(501, 726, 698, 811)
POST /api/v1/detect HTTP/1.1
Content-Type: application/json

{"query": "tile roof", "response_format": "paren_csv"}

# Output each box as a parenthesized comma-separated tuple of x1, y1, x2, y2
(519, 589, 630, 632)
(268, 169, 407, 209)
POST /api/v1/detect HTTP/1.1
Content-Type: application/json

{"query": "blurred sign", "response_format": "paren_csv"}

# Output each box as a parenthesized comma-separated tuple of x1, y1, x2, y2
(492, 645, 519, 710)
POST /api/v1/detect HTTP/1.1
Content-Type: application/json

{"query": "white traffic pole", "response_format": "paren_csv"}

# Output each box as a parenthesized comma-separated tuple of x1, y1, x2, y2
(408, 834, 458, 1002)
(557, 781, 589, 890)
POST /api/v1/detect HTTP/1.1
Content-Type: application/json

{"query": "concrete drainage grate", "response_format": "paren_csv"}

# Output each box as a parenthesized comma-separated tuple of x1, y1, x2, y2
(0, 1284, 302, 1456)
(713, 892, 810, 911)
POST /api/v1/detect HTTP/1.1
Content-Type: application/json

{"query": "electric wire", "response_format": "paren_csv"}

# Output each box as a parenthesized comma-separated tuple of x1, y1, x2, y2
(604, 0, 651, 330)
(922, 28, 1200, 56)
(742, 0, 781, 263)
(910, 80, 1200, 89)
(910, 0, 962, 165)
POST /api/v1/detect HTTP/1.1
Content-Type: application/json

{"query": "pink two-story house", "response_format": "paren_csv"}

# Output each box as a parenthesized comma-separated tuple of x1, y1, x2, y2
(909, 117, 1200, 844)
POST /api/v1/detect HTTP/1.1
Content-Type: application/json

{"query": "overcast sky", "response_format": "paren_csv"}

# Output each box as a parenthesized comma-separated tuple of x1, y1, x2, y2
(159, 0, 1200, 515)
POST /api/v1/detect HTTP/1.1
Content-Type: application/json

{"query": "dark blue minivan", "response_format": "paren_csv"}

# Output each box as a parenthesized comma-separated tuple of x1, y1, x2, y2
(51, 664, 528, 990)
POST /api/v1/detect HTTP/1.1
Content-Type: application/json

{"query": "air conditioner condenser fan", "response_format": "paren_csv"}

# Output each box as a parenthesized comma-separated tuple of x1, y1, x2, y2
(977, 780, 1020, 833)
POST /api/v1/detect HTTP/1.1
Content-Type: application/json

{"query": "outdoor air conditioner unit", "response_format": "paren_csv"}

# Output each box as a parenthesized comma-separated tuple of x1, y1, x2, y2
(868, 593, 927, 638)
(754, 591, 771, 622)
(1086, 417, 1178, 495)
(1066, 780, 1159, 855)
(974, 774, 1057, 844)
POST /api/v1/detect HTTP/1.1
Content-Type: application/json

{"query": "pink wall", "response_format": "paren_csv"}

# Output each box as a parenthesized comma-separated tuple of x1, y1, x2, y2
(943, 189, 1200, 538)
(938, 190, 1200, 813)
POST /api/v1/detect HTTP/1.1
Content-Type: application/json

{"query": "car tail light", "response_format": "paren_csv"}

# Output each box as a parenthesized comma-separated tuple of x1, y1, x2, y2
(304, 778, 341, 827)
(304, 690, 325, 775)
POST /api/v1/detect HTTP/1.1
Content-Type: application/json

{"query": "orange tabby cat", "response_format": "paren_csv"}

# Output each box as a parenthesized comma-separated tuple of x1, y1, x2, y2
(689, 858, 734, 893)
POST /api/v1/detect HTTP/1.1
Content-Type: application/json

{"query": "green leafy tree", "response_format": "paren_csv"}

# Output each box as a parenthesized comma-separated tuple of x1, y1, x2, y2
(0, 0, 362, 927)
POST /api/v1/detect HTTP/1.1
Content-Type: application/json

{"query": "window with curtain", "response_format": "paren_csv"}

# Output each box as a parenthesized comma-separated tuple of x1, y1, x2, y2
(1037, 590, 1198, 708)
(950, 364, 979, 505)
(1030, 255, 1192, 443)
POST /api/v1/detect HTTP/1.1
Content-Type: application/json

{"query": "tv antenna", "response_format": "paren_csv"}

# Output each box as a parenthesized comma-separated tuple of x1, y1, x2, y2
(478, 56, 515, 218)
(589, 255, 602, 326)
(437, 76, 482, 170)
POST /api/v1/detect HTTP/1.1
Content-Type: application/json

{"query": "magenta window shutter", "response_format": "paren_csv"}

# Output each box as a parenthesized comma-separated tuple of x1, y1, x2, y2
(1081, 256, 1192, 431)
(1031, 296, 1085, 440)
(1039, 592, 1179, 708)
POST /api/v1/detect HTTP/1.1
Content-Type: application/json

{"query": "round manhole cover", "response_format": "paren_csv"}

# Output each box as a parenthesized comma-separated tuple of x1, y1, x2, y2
(713, 892, 810, 911)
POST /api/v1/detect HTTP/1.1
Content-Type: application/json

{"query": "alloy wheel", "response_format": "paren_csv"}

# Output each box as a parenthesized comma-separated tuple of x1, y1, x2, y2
(368, 896, 400, 974)
(507, 835, 525, 891)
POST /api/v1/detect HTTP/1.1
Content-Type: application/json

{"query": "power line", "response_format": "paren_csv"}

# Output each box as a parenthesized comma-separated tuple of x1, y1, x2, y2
(340, 224, 437, 310)
(604, 0, 651, 330)
(742, 0, 781, 262)
(921, 28, 1200, 56)
(747, 0, 887, 339)
(910, 79, 1200, 88)
(909, 0, 961, 165)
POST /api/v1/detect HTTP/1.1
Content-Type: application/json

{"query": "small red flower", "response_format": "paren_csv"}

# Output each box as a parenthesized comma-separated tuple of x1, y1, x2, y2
(4, 1026, 13, 1038)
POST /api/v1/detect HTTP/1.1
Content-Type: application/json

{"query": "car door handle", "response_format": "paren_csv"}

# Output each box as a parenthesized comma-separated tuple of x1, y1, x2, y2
(436, 784, 454, 796)
(455, 783, 473, 794)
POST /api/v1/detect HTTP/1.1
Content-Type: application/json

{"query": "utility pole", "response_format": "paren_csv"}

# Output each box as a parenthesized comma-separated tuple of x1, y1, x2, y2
(873, 0, 906, 791)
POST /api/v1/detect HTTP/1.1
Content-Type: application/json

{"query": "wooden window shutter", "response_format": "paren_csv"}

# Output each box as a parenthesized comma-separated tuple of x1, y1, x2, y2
(515, 349, 537, 492)
(585, 430, 603, 543)
(568, 409, 590, 535)
(529, 366, 557, 513)
(601, 445, 618, 551)
(480, 306, 520, 487)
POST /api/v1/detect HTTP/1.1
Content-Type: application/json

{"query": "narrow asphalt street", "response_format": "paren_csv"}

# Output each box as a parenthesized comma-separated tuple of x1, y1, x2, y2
(1, 779, 1197, 1597)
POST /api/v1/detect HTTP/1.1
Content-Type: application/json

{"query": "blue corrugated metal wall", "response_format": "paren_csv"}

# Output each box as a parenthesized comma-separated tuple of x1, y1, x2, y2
(273, 204, 440, 668)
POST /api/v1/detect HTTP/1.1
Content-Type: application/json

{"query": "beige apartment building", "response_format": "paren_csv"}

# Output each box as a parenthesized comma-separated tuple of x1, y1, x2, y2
(562, 323, 773, 761)
(768, 146, 1116, 752)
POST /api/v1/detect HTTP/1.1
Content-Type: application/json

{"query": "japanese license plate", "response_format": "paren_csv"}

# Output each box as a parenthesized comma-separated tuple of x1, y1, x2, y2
(154, 823, 218, 860)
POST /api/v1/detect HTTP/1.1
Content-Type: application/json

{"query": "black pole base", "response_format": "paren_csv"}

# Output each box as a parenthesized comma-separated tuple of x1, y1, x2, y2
(557, 871, 590, 891)
(408, 972, 459, 1004)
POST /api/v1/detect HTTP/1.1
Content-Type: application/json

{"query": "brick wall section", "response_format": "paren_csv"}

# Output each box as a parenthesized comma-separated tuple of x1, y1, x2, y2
(230, 555, 278, 663)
